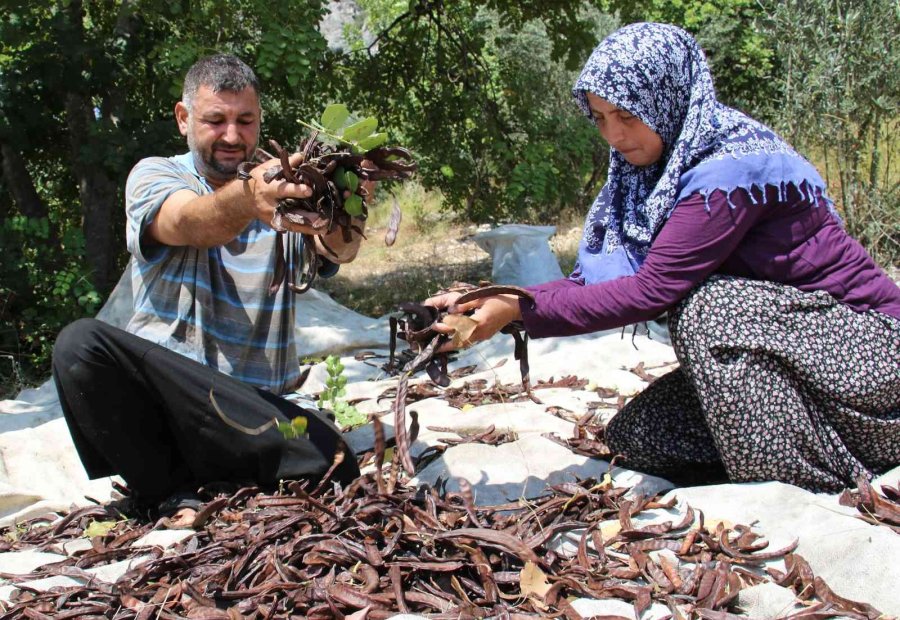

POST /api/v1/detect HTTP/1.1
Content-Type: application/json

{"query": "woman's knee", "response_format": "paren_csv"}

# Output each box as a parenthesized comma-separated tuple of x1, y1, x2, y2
(670, 276, 744, 351)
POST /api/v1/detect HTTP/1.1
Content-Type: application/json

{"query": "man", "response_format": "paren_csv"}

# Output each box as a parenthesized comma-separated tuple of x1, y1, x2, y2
(52, 54, 362, 524)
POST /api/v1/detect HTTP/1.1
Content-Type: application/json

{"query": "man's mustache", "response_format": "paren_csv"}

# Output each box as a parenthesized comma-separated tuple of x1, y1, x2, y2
(212, 142, 250, 153)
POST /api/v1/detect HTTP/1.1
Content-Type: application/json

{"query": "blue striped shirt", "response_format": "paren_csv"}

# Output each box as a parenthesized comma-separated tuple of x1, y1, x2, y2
(124, 153, 303, 393)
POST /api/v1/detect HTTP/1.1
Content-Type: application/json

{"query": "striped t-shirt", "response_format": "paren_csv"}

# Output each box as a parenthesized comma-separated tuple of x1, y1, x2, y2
(124, 153, 304, 394)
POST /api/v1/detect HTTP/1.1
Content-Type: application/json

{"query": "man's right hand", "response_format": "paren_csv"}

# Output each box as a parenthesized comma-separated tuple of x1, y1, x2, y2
(245, 154, 315, 231)
(148, 152, 317, 249)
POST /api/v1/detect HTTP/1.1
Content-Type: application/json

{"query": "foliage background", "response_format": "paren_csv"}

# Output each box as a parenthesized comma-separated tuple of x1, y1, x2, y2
(1, 0, 897, 391)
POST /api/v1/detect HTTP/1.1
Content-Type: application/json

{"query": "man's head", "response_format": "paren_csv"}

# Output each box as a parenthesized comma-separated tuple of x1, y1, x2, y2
(175, 54, 261, 187)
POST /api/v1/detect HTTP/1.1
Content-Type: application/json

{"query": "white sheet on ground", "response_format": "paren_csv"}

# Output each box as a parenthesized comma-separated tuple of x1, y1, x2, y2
(1, 266, 897, 613)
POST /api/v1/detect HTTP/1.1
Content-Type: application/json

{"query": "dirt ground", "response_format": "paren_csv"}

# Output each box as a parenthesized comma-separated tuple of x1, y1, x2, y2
(314, 217, 583, 318)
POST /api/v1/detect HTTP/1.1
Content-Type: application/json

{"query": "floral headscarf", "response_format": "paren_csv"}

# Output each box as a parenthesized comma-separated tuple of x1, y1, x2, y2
(572, 22, 835, 284)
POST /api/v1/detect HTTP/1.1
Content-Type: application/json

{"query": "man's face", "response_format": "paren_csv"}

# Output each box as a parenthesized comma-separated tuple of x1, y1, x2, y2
(175, 85, 260, 187)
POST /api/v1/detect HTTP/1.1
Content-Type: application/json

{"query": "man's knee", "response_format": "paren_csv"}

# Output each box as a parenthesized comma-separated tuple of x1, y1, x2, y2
(53, 318, 110, 371)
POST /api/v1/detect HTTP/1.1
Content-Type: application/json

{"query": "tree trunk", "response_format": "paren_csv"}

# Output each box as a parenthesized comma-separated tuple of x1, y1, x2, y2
(0, 142, 48, 220)
(65, 92, 119, 295)
(63, 0, 119, 295)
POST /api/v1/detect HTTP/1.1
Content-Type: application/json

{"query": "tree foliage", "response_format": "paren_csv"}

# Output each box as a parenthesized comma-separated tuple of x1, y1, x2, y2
(602, 0, 779, 119)
(0, 0, 895, 389)
(338, 1, 612, 222)
(766, 0, 899, 264)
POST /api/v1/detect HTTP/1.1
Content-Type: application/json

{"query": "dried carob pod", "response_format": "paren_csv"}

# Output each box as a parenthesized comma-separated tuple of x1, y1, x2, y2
(386, 282, 536, 476)
(247, 129, 417, 294)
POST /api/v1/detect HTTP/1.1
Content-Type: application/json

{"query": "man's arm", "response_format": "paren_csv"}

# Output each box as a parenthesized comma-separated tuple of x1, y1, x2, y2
(146, 155, 312, 249)
(145, 154, 365, 263)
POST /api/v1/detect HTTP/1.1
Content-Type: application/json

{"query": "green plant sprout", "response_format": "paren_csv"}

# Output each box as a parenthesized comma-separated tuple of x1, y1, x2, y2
(317, 355, 367, 428)
(295, 103, 392, 217)
(276, 415, 309, 440)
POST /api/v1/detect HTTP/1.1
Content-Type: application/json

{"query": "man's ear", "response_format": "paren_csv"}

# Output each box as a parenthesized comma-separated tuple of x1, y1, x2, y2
(174, 101, 189, 137)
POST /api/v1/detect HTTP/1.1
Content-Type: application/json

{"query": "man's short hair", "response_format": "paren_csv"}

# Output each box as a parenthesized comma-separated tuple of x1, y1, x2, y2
(182, 54, 260, 111)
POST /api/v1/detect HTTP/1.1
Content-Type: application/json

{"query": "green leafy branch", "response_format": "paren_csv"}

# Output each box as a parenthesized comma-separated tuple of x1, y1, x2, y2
(295, 103, 392, 216)
(317, 355, 367, 429)
(299, 103, 387, 153)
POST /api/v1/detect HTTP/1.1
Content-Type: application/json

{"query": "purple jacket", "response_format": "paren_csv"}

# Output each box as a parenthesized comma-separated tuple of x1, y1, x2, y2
(521, 185, 900, 338)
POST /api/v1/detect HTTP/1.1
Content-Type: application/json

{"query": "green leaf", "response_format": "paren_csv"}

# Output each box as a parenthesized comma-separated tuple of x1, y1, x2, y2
(334, 166, 348, 189)
(357, 132, 387, 151)
(345, 171, 359, 193)
(321, 103, 350, 132)
(341, 117, 378, 142)
(277, 420, 296, 439)
(290, 415, 308, 435)
(84, 520, 117, 538)
(344, 194, 363, 216)
(440, 165, 455, 178)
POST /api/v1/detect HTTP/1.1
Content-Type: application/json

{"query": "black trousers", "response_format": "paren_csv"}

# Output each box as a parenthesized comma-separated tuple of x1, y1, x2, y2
(52, 319, 359, 503)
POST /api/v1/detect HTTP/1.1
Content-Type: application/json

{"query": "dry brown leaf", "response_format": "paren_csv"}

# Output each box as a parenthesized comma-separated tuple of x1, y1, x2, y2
(520, 560, 552, 599)
(443, 314, 479, 349)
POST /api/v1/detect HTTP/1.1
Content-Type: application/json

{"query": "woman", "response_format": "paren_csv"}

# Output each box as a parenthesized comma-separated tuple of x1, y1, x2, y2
(427, 23, 900, 493)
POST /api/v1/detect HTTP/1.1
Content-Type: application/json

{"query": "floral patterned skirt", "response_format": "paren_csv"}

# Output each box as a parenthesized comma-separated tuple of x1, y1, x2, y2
(605, 276, 900, 493)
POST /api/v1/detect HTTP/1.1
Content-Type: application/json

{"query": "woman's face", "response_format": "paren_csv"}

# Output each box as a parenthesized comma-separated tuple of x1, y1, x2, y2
(586, 92, 664, 167)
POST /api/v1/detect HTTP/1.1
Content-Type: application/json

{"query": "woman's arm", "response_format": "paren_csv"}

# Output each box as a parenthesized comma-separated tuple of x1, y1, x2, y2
(521, 188, 764, 338)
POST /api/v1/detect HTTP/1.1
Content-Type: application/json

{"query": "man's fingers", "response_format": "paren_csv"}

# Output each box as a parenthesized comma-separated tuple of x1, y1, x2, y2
(424, 292, 461, 308)
(278, 182, 313, 199)
(288, 152, 304, 166)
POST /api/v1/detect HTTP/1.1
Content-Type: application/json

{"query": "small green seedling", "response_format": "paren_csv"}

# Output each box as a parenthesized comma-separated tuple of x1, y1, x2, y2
(276, 415, 309, 440)
(317, 355, 367, 428)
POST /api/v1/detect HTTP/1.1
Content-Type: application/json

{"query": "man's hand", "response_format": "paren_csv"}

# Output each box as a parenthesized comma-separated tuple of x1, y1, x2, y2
(246, 154, 315, 231)
(253, 157, 375, 263)
(147, 152, 313, 249)
(425, 292, 523, 352)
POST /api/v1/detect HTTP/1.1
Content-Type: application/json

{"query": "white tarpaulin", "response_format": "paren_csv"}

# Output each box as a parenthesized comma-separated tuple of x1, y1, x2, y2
(1, 264, 897, 613)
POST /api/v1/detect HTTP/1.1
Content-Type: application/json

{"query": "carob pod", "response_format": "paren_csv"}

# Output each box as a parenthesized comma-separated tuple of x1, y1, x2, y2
(246, 137, 417, 294)
(387, 283, 536, 476)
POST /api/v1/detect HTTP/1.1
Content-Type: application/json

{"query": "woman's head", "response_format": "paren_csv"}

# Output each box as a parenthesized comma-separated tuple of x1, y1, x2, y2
(573, 23, 716, 166)
(585, 92, 663, 167)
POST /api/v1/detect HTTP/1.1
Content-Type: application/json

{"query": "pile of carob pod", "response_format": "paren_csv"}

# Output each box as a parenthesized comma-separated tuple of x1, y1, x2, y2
(239, 136, 416, 294)
(0, 440, 889, 619)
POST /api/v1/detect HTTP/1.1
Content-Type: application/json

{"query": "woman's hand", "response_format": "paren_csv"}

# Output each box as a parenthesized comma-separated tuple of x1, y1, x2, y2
(425, 292, 523, 352)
